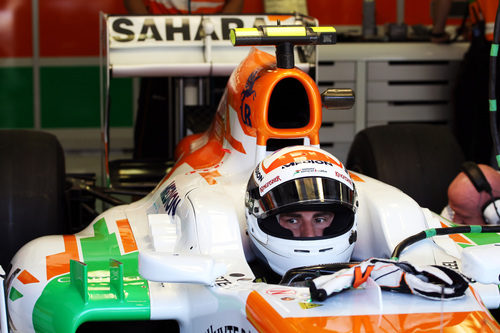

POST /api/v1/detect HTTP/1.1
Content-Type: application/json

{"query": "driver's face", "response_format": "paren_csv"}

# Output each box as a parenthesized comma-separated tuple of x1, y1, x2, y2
(278, 211, 334, 237)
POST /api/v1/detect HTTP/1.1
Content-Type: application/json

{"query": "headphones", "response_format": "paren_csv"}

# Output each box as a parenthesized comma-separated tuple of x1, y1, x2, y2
(461, 161, 500, 225)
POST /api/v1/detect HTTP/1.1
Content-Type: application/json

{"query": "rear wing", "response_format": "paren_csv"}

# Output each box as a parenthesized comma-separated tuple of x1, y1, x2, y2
(99, 13, 319, 186)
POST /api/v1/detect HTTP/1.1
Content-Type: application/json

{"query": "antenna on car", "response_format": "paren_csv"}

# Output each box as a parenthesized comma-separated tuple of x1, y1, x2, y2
(229, 24, 337, 69)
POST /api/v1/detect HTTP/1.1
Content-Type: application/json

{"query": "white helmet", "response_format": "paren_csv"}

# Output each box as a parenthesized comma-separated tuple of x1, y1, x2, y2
(245, 146, 358, 276)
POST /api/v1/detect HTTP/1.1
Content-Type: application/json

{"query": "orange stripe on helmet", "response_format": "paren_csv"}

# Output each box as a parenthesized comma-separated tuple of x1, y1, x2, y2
(261, 149, 343, 174)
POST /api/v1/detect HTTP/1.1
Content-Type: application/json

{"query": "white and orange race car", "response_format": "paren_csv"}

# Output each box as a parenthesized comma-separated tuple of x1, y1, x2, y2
(3, 19, 500, 333)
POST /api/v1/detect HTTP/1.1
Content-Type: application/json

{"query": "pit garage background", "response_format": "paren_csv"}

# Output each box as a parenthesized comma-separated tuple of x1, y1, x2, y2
(0, 0, 467, 178)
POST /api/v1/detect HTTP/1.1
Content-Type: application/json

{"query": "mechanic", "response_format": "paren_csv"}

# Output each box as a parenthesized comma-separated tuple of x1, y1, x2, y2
(431, 0, 497, 43)
(245, 145, 358, 277)
(443, 161, 500, 225)
(123, 0, 243, 160)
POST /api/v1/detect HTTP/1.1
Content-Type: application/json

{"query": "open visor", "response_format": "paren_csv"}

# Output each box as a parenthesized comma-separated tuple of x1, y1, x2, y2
(254, 177, 356, 219)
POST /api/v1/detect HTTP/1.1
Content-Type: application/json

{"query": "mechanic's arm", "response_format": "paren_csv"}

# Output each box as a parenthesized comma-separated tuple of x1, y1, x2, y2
(123, 0, 149, 14)
(221, 0, 244, 13)
(431, 0, 453, 43)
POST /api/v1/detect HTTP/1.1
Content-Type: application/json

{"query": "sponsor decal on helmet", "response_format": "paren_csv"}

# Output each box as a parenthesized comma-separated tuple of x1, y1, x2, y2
(293, 167, 327, 175)
(335, 171, 353, 186)
(282, 159, 335, 169)
(254, 166, 264, 182)
(259, 175, 281, 194)
(257, 148, 354, 195)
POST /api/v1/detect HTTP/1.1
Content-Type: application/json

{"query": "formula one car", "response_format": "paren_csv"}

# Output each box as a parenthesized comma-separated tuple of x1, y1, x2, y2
(4, 24, 500, 333)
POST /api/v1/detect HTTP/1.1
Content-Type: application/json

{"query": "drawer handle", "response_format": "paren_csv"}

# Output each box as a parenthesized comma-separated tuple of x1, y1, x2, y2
(387, 60, 449, 66)
(387, 80, 449, 85)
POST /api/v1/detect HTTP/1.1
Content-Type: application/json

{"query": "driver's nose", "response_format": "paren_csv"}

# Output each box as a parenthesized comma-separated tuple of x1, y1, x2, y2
(300, 219, 315, 237)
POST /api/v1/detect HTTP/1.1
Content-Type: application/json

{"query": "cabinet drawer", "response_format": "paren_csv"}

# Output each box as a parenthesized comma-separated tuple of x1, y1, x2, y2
(322, 108, 355, 122)
(367, 102, 451, 122)
(318, 61, 356, 81)
(368, 61, 460, 81)
(319, 122, 355, 142)
(318, 81, 355, 91)
(367, 81, 451, 101)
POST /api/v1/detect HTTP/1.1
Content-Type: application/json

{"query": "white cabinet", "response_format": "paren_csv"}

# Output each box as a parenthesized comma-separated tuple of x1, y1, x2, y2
(317, 43, 469, 161)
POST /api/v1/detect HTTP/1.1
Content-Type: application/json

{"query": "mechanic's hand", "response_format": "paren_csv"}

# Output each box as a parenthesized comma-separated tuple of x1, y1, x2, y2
(309, 258, 469, 301)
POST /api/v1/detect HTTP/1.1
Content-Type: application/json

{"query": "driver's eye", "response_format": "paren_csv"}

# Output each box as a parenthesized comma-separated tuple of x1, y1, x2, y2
(314, 217, 326, 223)
(286, 218, 299, 224)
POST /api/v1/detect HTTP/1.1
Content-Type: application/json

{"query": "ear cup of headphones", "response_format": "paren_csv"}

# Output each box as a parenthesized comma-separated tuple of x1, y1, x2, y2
(481, 199, 500, 225)
(461, 161, 500, 225)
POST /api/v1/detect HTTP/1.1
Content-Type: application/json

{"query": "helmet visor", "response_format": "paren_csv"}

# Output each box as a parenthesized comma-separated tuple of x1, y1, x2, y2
(255, 177, 356, 219)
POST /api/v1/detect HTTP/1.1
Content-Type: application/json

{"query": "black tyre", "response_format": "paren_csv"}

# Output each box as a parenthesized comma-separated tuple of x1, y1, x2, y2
(0, 130, 66, 269)
(346, 124, 465, 213)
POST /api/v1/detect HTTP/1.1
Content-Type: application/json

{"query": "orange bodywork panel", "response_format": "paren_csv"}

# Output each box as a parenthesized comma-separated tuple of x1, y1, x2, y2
(45, 235, 79, 281)
(246, 291, 500, 332)
(227, 47, 322, 146)
(174, 47, 323, 172)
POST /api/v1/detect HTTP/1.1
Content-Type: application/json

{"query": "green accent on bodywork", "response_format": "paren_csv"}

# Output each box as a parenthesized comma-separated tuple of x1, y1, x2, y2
(467, 231, 500, 245)
(489, 99, 497, 112)
(33, 218, 150, 333)
(446, 221, 500, 248)
(70, 260, 89, 304)
(110, 259, 125, 302)
(425, 229, 437, 238)
(457, 232, 500, 248)
(9, 287, 23, 301)
(496, 155, 500, 169)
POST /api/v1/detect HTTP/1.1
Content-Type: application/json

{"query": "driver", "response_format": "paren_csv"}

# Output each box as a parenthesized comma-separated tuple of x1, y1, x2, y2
(245, 145, 358, 276)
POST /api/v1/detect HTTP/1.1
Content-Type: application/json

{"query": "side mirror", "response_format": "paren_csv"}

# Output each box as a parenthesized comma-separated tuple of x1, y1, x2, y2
(139, 251, 227, 285)
(321, 88, 355, 110)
